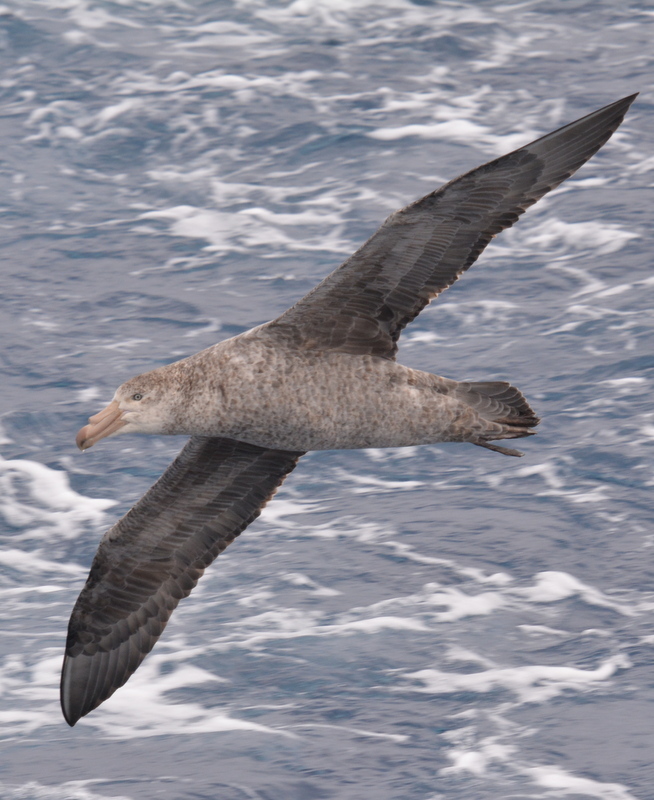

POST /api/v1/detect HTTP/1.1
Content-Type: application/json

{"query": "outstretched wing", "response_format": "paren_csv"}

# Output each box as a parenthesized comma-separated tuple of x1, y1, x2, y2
(266, 94, 636, 360)
(61, 437, 303, 726)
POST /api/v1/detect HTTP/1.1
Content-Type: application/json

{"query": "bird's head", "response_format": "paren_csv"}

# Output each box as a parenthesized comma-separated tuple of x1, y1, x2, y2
(76, 371, 174, 451)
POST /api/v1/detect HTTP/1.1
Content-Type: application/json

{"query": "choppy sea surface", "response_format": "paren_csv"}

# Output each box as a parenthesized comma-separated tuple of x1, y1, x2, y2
(0, 2, 652, 798)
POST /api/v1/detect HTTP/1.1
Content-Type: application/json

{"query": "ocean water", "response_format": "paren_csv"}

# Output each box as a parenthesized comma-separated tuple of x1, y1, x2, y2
(0, 1, 652, 798)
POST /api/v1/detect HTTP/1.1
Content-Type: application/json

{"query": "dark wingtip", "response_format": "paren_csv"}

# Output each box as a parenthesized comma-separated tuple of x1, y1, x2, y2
(583, 92, 638, 131)
(60, 654, 84, 727)
(61, 705, 80, 727)
(611, 92, 638, 105)
(580, 92, 638, 117)
(603, 92, 638, 120)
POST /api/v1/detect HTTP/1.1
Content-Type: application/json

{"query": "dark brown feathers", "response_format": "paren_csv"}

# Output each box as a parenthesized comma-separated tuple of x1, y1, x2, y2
(61, 437, 303, 726)
(267, 95, 637, 359)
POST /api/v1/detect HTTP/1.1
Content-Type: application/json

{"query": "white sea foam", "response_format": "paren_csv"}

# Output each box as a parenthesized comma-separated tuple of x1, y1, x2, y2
(439, 720, 517, 778)
(171, 22, 271, 51)
(222, 609, 429, 651)
(67, 2, 142, 31)
(285, 722, 408, 742)
(601, 377, 647, 389)
(382, 540, 512, 585)
(280, 572, 341, 596)
(138, 204, 349, 255)
(524, 765, 639, 800)
(182, 318, 222, 338)
(96, 99, 139, 125)
(338, 469, 424, 493)
(402, 653, 630, 704)
(0, 456, 114, 543)
(56, 646, 295, 740)
(258, 497, 319, 526)
(481, 458, 618, 507)
(0, 548, 82, 576)
(513, 571, 637, 616)
(346, 579, 507, 623)
(364, 446, 419, 463)
(99, 338, 151, 352)
(0, 781, 134, 800)
(441, 744, 639, 800)
(75, 386, 101, 403)
(368, 97, 536, 155)
(498, 218, 639, 262)
(369, 118, 491, 144)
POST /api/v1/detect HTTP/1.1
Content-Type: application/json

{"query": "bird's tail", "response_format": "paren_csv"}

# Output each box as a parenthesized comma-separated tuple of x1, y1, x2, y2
(456, 380, 539, 457)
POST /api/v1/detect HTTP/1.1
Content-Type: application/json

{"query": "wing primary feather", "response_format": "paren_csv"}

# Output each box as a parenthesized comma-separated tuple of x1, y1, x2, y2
(60, 436, 303, 726)
(266, 94, 637, 359)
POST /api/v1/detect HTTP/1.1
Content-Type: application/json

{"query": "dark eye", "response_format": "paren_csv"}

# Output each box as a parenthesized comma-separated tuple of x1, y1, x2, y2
(132, 393, 143, 401)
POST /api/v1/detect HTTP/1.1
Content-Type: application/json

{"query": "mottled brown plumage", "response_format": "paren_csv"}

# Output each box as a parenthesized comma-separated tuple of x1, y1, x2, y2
(61, 94, 636, 726)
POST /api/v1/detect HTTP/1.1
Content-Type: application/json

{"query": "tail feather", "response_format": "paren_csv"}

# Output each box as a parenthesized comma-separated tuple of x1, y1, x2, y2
(456, 380, 540, 457)
(459, 380, 539, 426)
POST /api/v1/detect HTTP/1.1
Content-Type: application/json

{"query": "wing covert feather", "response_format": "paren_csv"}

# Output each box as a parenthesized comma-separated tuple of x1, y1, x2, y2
(61, 436, 303, 726)
(266, 94, 636, 359)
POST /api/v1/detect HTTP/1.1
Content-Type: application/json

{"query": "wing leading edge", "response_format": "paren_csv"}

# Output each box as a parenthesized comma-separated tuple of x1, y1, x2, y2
(267, 94, 637, 359)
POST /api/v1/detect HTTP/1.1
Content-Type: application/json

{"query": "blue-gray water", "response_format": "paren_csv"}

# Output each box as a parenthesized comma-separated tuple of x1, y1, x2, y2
(0, 2, 652, 799)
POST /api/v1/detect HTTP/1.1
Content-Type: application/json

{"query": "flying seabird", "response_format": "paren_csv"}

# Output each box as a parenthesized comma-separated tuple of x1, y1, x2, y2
(61, 94, 637, 726)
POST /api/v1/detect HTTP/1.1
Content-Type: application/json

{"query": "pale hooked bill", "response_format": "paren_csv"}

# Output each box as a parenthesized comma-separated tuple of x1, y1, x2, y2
(61, 94, 637, 726)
